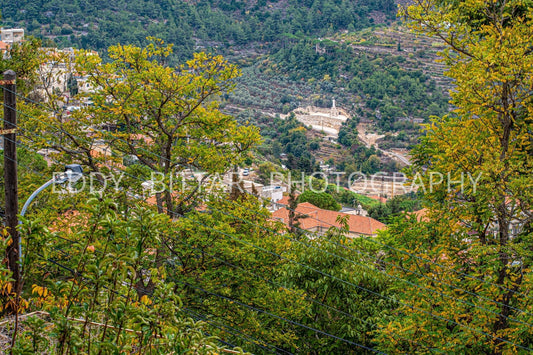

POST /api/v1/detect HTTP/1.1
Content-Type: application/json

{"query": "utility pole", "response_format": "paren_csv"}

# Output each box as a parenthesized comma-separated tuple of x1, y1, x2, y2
(2, 70, 20, 298)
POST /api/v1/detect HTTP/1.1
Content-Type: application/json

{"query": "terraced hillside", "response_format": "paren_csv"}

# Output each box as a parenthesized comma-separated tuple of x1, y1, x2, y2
(224, 23, 452, 167)
(333, 24, 453, 90)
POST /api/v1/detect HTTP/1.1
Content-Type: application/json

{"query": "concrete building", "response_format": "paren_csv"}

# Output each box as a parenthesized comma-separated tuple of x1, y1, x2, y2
(261, 185, 286, 203)
(1, 28, 24, 43)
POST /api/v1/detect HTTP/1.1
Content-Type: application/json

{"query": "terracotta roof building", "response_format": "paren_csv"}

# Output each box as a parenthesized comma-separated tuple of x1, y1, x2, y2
(272, 202, 386, 237)
(411, 208, 429, 222)
(0, 41, 9, 51)
(274, 195, 292, 207)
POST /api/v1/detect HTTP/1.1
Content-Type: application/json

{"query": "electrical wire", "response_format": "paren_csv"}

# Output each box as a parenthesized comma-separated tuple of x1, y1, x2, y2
(169, 236, 445, 353)
(8, 135, 533, 333)
(5, 121, 533, 326)
(5, 88, 530, 308)
(182, 307, 288, 354)
(4, 90, 532, 352)
(178, 279, 388, 354)
(34, 251, 275, 354)
(7, 135, 533, 351)
(11, 159, 358, 353)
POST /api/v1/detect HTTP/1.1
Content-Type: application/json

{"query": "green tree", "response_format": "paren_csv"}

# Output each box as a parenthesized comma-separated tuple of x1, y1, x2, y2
(24, 39, 261, 217)
(80, 39, 260, 216)
(0, 148, 49, 217)
(0, 36, 43, 96)
(298, 190, 341, 211)
(168, 195, 308, 352)
(14, 198, 219, 354)
(368, 194, 422, 223)
(376, 1, 533, 352)
(280, 220, 394, 353)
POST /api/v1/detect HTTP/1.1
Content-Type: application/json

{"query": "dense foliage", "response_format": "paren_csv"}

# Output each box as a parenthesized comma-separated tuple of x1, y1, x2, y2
(367, 193, 422, 223)
(272, 41, 448, 129)
(297, 190, 341, 211)
(257, 113, 318, 173)
(0, 0, 396, 54)
(374, 0, 533, 352)
(12, 199, 219, 354)
(2, 1, 533, 353)
(0, 41, 394, 353)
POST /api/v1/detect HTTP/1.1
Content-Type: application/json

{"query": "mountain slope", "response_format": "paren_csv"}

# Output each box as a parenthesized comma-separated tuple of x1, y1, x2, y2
(0, 0, 396, 54)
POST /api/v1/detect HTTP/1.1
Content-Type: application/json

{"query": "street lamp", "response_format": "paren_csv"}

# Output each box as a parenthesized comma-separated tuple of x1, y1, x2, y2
(19, 164, 83, 260)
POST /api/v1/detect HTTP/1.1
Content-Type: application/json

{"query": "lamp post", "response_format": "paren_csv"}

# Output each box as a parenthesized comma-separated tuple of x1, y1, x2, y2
(19, 164, 83, 260)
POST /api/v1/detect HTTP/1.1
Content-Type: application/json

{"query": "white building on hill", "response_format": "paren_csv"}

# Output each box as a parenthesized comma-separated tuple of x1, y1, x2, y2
(1, 28, 24, 43)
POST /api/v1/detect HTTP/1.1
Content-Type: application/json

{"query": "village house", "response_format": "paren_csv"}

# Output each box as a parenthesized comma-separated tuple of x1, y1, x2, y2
(272, 200, 385, 237)
(0, 28, 24, 44)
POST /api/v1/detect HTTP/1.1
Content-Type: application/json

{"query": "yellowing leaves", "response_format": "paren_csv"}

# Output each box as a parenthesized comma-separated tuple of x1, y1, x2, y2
(2, 281, 13, 295)
(32, 285, 50, 298)
(140, 295, 152, 306)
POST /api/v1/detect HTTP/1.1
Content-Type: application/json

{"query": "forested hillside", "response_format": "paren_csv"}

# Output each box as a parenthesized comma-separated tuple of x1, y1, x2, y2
(1, 1, 533, 354)
(226, 28, 449, 172)
(0, 0, 451, 172)
(0, 0, 396, 55)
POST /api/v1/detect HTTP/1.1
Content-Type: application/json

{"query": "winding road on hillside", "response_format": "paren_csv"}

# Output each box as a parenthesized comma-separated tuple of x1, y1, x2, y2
(357, 123, 411, 166)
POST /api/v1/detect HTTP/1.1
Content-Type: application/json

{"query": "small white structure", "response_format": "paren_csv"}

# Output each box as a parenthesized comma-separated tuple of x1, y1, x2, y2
(262, 185, 286, 203)
(281, 105, 348, 139)
(1, 28, 24, 43)
(331, 98, 338, 117)
(341, 204, 369, 217)
(34, 48, 99, 101)
(77, 76, 96, 94)
(91, 139, 112, 157)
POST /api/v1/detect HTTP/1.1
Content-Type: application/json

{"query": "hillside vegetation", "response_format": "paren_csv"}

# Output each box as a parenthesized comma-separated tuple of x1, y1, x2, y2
(1, 1, 533, 354)
(1, 0, 396, 54)
(1, 0, 452, 173)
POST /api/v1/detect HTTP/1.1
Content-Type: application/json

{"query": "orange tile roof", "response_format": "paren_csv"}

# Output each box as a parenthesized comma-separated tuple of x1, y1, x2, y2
(145, 193, 182, 207)
(272, 202, 386, 236)
(146, 194, 166, 207)
(275, 195, 294, 206)
(410, 208, 429, 222)
(0, 41, 8, 50)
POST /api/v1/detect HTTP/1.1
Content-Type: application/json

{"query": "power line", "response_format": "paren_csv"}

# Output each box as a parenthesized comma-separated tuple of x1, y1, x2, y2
(182, 307, 288, 354)
(7, 114, 533, 322)
(10, 140, 533, 351)
(231, 190, 533, 303)
(181, 310, 244, 352)
(9, 130, 533, 330)
(12, 149, 388, 353)
(152, 197, 533, 351)
(34, 252, 270, 354)
(178, 279, 388, 354)
(4, 94, 532, 350)
(6, 88, 529, 307)
(11, 151, 434, 352)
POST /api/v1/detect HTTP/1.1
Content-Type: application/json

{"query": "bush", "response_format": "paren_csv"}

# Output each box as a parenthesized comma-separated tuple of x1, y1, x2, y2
(298, 190, 341, 211)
